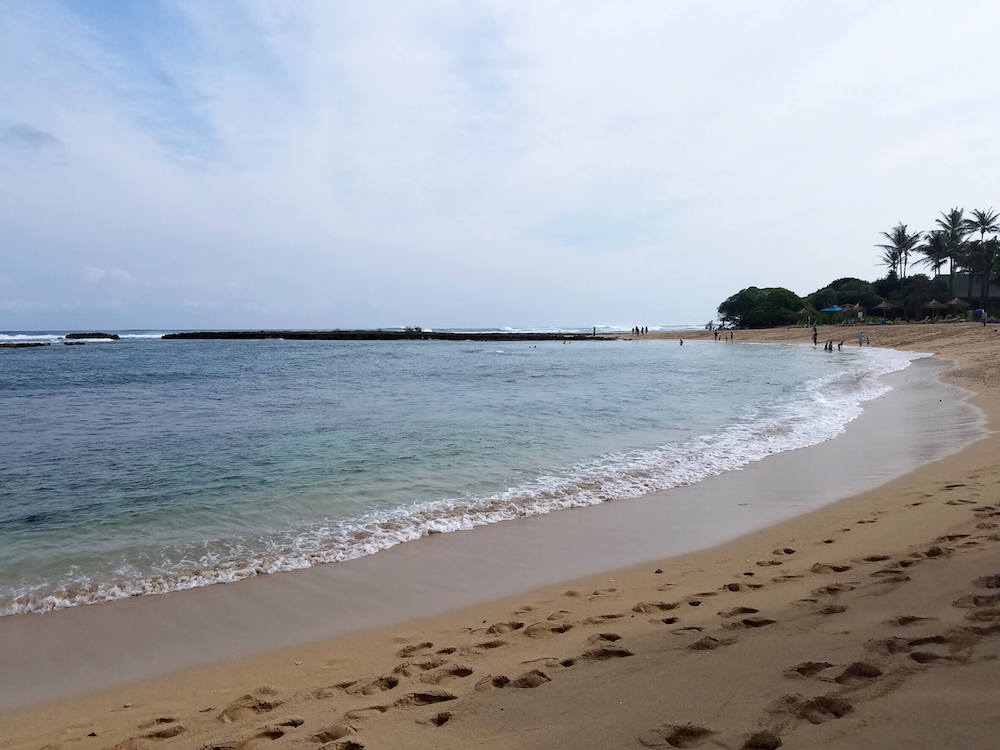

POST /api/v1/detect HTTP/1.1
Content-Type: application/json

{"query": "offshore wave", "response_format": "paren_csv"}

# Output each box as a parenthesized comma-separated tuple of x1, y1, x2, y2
(1, 347, 923, 615)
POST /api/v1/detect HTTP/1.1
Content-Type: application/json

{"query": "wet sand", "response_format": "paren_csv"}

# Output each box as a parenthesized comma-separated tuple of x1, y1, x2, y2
(1, 322, 999, 749)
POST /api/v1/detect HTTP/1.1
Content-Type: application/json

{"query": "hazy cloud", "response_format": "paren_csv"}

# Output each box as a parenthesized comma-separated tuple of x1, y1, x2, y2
(1, 1, 999, 329)
(0, 123, 61, 150)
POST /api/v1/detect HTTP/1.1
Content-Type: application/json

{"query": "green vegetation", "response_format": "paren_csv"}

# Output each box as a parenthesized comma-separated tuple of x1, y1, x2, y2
(717, 287, 804, 328)
(716, 205, 1000, 327)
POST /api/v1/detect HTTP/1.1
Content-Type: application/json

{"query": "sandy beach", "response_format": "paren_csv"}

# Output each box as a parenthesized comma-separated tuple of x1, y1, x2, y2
(2, 322, 999, 750)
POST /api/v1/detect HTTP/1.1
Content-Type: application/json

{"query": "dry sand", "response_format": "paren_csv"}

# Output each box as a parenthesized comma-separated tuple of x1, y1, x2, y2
(2, 322, 999, 750)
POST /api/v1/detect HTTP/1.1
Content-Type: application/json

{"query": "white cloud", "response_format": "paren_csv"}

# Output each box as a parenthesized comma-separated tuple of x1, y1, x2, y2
(2, 0, 1000, 328)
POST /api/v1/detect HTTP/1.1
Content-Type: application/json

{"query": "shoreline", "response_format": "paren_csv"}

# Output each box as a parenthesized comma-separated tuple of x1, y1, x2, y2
(1, 322, 998, 749)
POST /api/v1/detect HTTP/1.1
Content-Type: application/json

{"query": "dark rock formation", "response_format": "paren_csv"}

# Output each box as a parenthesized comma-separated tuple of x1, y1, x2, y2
(163, 330, 609, 342)
(66, 332, 119, 339)
(0, 342, 50, 348)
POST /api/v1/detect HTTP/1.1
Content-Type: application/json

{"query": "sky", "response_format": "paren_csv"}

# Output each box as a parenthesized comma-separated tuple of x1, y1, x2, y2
(2, 0, 1000, 330)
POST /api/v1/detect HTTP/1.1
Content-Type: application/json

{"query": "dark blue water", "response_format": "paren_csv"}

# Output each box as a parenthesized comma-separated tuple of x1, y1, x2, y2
(0, 334, 917, 614)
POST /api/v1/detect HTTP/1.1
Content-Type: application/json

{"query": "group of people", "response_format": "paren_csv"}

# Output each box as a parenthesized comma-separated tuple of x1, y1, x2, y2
(632, 326, 648, 335)
(713, 329, 734, 341)
(811, 325, 871, 349)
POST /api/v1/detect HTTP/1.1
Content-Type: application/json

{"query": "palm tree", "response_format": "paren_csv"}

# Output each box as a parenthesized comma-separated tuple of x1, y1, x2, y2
(877, 222, 922, 279)
(916, 230, 949, 277)
(934, 207, 967, 296)
(962, 209, 1000, 305)
(880, 246, 901, 276)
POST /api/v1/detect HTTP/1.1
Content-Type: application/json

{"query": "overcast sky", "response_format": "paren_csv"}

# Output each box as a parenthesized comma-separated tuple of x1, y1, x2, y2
(2, 0, 999, 330)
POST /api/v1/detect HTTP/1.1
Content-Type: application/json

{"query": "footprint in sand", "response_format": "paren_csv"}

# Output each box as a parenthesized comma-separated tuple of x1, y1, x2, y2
(583, 613, 625, 625)
(756, 560, 783, 567)
(309, 724, 354, 744)
(218, 692, 282, 724)
(235, 728, 285, 750)
(475, 639, 506, 650)
(577, 645, 634, 661)
(420, 665, 474, 685)
(633, 601, 679, 614)
(785, 694, 853, 724)
(511, 669, 551, 688)
(738, 617, 776, 629)
(416, 711, 453, 727)
(887, 615, 935, 626)
(834, 661, 883, 685)
(811, 582, 856, 597)
(719, 606, 759, 618)
(392, 689, 459, 707)
(742, 730, 783, 750)
(389, 658, 446, 678)
(396, 642, 434, 658)
(523, 621, 574, 638)
(587, 632, 622, 644)
(344, 675, 400, 696)
(474, 674, 511, 691)
(811, 562, 852, 574)
(953, 592, 1000, 608)
(486, 621, 524, 634)
(688, 635, 734, 650)
(671, 626, 703, 635)
(784, 660, 834, 678)
(636, 722, 716, 748)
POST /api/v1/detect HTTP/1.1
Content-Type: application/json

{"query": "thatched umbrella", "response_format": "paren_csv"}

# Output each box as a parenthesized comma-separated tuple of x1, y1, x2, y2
(947, 297, 970, 309)
(872, 300, 896, 315)
(923, 299, 947, 318)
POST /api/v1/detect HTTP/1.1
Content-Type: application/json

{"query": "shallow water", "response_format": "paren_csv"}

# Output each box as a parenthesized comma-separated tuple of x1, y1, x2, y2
(0, 335, 919, 614)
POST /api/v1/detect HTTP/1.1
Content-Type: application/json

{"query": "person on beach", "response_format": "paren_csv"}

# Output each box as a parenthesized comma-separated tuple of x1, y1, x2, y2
(679, 338, 683, 346)
(812, 331, 818, 346)
(858, 331, 864, 346)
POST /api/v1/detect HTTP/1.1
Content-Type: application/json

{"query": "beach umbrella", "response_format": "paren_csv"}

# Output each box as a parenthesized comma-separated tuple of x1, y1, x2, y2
(819, 305, 842, 313)
(947, 297, 970, 308)
(923, 299, 947, 319)
(872, 300, 896, 313)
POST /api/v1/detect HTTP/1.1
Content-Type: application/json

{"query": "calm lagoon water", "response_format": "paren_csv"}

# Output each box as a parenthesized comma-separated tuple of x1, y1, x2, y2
(0, 333, 919, 614)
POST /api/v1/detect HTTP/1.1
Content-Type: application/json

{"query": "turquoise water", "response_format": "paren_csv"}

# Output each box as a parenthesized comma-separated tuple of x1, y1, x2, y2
(0, 334, 918, 614)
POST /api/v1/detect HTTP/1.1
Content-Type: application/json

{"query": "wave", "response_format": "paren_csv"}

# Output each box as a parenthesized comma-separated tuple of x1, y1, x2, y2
(0, 347, 922, 615)
(0, 333, 64, 342)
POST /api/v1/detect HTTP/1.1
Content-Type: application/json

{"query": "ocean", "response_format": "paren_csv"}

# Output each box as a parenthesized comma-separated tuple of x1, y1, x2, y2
(0, 331, 920, 616)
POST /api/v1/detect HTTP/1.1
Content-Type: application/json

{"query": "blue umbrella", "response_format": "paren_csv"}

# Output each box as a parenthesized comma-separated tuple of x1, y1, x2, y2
(820, 305, 842, 313)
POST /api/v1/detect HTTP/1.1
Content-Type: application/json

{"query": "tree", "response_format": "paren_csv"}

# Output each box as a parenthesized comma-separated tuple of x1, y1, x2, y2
(962, 209, 999, 304)
(916, 230, 949, 277)
(876, 222, 922, 279)
(964, 239, 999, 310)
(807, 278, 880, 310)
(934, 207, 967, 296)
(879, 245, 901, 277)
(717, 287, 804, 328)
